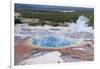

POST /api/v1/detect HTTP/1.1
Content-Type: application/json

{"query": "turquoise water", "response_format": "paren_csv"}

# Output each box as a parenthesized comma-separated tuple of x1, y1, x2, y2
(32, 36, 78, 48)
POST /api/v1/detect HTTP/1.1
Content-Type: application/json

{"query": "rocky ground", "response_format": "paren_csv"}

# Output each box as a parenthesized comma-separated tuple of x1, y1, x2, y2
(14, 39, 94, 65)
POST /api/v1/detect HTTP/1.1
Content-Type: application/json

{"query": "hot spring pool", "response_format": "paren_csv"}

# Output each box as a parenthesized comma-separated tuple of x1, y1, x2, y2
(32, 36, 81, 48)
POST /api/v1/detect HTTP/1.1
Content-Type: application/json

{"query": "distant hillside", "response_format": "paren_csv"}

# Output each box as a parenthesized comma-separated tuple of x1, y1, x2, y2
(14, 3, 94, 27)
(15, 3, 94, 12)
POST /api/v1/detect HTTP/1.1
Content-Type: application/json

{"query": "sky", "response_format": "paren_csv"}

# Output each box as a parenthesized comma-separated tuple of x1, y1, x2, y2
(14, 0, 95, 8)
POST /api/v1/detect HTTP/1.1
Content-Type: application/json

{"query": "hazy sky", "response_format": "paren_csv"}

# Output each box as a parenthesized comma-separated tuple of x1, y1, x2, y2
(14, 0, 95, 8)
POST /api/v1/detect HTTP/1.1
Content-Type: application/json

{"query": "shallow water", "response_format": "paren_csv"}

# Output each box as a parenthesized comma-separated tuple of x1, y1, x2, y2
(32, 36, 79, 48)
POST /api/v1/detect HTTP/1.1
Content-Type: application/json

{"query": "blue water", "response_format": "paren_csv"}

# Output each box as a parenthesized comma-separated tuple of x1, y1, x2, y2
(32, 36, 78, 48)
